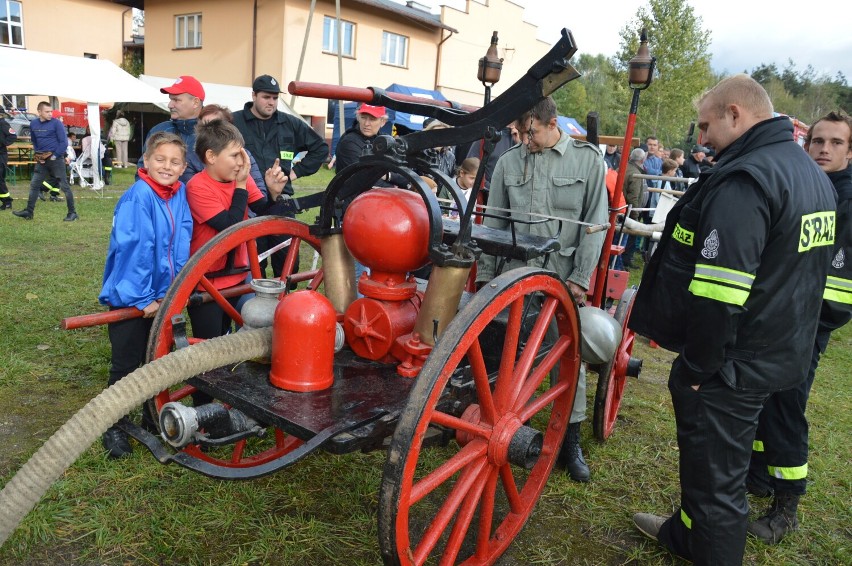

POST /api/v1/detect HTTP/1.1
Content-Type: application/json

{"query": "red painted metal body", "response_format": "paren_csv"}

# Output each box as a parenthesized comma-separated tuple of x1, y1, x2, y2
(288, 82, 480, 114)
(344, 294, 422, 361)
(270, 291, 336, 392)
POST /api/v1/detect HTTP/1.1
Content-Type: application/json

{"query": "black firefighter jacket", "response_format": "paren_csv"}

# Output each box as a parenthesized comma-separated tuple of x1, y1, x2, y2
(232, 104, 327, 196)
(630, 117, 837, 392)
(821, 164, 852, 332)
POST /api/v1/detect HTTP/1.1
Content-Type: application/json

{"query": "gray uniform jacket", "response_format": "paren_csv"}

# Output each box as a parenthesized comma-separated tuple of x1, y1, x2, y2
(477, 129, 608, 290)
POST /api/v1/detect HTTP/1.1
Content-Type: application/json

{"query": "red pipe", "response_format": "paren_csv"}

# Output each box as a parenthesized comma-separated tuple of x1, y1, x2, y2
(591, 88, 641, 308)
(288, 81, 480, 113)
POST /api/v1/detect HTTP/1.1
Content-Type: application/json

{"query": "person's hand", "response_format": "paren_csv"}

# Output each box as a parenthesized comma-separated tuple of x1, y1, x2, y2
(141, 300, 160, 318)
(566, 281, 587, 305)
(264, 158, 286, 201)
(236, 148, 251, 184)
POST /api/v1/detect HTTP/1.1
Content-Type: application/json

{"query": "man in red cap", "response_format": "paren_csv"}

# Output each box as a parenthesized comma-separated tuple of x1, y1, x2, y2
(137, 75, 206, 184)
(333, 104, 388, 174)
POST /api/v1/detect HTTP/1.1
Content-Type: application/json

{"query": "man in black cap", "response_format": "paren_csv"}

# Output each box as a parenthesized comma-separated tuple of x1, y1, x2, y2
(233, 74, 327, 276)
(680, 144, 709, 178)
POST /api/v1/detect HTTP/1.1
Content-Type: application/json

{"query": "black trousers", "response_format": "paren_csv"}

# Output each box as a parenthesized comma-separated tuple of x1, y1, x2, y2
(750, 328, 831, 494)
(107, 311, 154, 387)
(657, 358, 770, 565)
(26, 157, 75, 214)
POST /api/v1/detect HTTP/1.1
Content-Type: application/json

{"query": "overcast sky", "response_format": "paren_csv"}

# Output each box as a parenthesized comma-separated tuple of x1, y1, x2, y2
(415, 0, 852, 82)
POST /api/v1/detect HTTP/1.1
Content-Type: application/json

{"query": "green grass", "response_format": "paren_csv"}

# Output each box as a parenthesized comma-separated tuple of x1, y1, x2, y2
(0, 168, 850, 565)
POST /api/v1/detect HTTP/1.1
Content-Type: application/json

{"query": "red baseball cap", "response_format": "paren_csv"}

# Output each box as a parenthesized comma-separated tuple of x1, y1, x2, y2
(161, 75, 206, 101)
(357, 104, 386, 118)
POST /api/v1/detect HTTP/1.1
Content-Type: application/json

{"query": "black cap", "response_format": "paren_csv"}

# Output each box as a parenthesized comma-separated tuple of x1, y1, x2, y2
(691, 144, 710, 154)
(252, 74, 281, 94)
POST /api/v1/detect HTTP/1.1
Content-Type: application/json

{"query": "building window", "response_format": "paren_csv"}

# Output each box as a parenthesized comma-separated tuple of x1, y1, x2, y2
(175, 13, 202, 49)
(83, 53, 98, 59)
(0, 0, 24, 47)
(322, 16, 355, 57)
(381, 31, 408, 67)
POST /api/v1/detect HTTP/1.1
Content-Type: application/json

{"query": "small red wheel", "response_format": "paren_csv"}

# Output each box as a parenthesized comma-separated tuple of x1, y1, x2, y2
(379, 267, 581, 565)
(592, 287, 640, 441)
(143, 216, 323, 468)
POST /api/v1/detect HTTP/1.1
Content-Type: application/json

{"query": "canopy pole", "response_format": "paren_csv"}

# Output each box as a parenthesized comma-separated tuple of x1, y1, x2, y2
(289, 0, 316, 110)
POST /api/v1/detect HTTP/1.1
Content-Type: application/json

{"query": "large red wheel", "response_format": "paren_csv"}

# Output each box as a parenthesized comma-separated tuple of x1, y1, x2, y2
(378, 267, 581, 565)
(143, 216, 323, 468)
(592, 287, 641, 441)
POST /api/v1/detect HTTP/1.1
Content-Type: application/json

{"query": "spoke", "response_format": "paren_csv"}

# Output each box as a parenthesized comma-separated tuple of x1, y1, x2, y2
(513, 335, 572, 414)
(498, 462, 523, 513)
(518, 378, 570, 423)
(280, 236, 303, 279)
(467, 338, 498, 425)
(410, 440, 487, 505)
(231, 439, 246, 463)
(246, 238, 263, 279)
(507, 296, 559, 410)
(494, 297, 524, 411)
(413, 458, 488, 565)
(168, 384, 196, 402)
(440, 463, 491, 566)
(474, 467, 499, 560)
(430, 410, 491, 441)
(199, 276, 244, 326)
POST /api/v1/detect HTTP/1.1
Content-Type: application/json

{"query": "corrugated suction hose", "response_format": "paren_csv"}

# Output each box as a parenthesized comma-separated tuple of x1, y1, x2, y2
(0, 327, 272, 547)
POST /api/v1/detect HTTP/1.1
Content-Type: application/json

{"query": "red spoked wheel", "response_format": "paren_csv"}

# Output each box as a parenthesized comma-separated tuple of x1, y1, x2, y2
(143, 216, 323, 468)
(378, 267, 581, 565)
(592, 287, 640, 441)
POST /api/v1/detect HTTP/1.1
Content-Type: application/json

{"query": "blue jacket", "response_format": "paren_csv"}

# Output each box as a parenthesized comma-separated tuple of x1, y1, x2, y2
(138, 118, 204, 184)
(99, 178, 193, 309)
(30, 117, 68, 155)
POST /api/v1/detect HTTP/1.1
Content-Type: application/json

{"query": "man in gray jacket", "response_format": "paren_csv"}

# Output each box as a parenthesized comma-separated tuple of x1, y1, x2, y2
(476, 95, 608, 482)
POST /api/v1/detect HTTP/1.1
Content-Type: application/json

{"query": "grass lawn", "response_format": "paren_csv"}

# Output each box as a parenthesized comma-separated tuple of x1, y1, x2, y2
(0, 166, 849, 565)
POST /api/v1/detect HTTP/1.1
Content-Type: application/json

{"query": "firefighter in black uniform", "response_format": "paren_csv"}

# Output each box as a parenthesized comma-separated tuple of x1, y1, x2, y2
(232, 74, 327, 277)
(747, 111, 852, 544)
(629, 75, 837, 565)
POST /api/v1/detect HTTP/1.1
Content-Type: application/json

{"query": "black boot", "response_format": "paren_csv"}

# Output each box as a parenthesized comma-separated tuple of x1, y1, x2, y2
(102, 425, 132, 459)
(748, 491, 800, 544)
(0, 198, 12, 211)
(558, 422, 590, 482)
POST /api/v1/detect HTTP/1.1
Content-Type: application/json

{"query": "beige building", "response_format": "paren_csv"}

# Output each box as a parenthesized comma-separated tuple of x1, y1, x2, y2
(141, 0, 552, 126)
(3, 0, 554, 127)
(1, 0, 136, 109)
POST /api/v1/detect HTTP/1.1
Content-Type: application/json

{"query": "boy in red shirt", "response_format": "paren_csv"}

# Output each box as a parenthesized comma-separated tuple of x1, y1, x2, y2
(186, 120, 286, 342)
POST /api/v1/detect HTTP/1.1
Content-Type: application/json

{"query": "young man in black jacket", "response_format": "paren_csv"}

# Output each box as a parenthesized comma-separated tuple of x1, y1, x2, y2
(232, 75, 327, 277)
(747, 111, 852, 544)
(629, 75, 836, 565)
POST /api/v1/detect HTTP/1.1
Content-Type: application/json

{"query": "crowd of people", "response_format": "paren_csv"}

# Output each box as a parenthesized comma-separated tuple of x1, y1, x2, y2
(3, 69, 848, 564)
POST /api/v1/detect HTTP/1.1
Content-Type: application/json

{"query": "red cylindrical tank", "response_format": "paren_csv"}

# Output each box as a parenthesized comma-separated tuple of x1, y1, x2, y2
(343, 187, 431, 276)
(270, 290, 336, 392)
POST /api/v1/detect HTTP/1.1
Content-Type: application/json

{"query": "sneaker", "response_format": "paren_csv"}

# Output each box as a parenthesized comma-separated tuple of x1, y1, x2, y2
(63, 212, 79, 222)
(634, 513, 667, 542)
(13, 209, 33, 220)
(102, 426, 132, 459)
(49, 195, 63, 202)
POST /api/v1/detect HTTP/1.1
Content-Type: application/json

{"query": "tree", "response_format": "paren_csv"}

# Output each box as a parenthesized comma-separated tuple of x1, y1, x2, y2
(553, 53, 629, 137)
(615, 0, 715, 148)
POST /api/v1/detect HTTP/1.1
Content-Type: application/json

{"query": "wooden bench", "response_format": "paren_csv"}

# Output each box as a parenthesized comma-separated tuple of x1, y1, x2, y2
(6, 160, 36, 184)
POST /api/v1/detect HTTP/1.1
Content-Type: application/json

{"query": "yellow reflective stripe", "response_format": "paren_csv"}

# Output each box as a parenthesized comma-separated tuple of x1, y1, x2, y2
(689, 279, 750, 306)
(753, 440, 765, 452)
(824, 276, 852, 305)
(42, 181, 55, 190)
(0, 192, 10, 198)
(768, 463, 808, 480)
(681, 509, 692, 529)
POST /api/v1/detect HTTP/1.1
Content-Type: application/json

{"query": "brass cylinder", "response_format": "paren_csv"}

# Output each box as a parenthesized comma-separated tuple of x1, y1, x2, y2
(413, 265, 471, 345)
(320, 235, 356, 313)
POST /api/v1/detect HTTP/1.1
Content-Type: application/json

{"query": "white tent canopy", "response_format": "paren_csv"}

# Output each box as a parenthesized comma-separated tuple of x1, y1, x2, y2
(138, 75, 302, 119)
(0, 48, 166, 191)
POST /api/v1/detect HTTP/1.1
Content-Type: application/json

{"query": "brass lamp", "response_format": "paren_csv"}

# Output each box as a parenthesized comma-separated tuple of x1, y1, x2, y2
(477, 31, 504, 104)
(628, 28, 656, 90)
